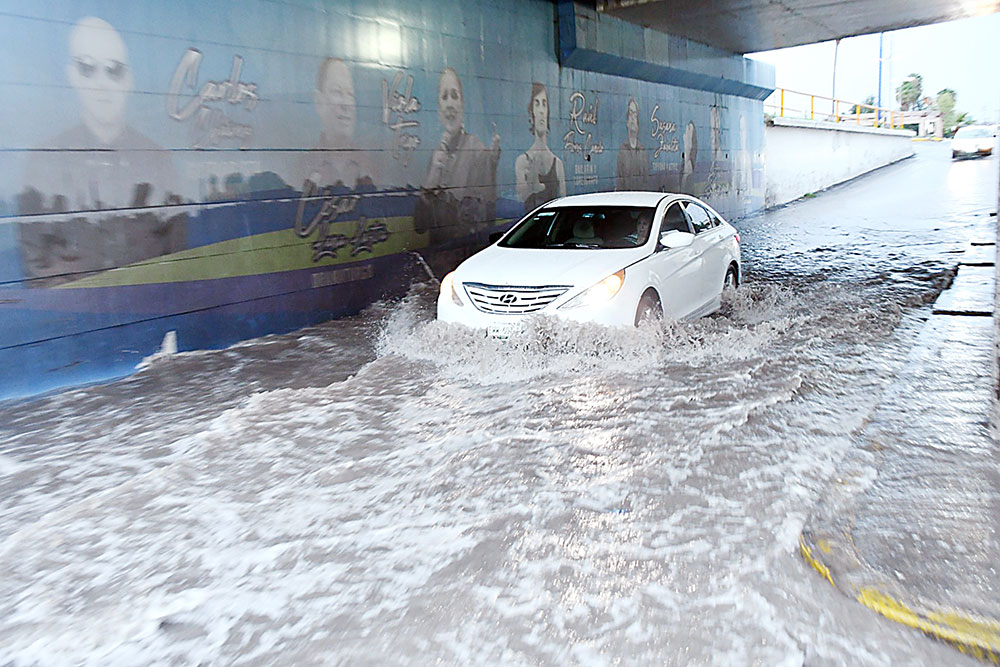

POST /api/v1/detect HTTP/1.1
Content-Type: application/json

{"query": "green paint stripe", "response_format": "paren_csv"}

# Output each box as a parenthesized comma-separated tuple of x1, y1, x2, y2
(60, 216, 426, 288)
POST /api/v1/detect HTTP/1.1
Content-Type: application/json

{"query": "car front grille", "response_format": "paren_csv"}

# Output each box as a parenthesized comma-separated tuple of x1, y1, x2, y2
(462, 283, 572, 314)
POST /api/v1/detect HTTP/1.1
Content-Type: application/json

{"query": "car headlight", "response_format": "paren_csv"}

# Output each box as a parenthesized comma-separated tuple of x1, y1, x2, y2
(559, 270, 625, 310)
(440, 271, 463, 306)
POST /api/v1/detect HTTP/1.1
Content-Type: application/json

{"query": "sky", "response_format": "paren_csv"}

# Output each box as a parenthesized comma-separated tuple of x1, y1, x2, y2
(748, 12, 1000, 123)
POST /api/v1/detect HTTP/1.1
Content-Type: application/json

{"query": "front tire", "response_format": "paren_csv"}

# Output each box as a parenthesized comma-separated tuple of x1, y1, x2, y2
(634, 290, 662, 327)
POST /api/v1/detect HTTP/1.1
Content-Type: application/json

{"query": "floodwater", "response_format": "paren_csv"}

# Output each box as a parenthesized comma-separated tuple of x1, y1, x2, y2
(0, 142, 996, 665)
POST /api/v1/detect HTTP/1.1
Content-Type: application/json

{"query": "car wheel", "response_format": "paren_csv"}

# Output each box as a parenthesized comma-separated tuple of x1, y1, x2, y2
(634, 290, 662, 327)
(723, 265, 738, 291)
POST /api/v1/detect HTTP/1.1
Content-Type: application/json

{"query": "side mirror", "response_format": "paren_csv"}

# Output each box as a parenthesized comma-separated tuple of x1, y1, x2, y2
(489, 231, 504, 244)
(659, 230, 694, 249)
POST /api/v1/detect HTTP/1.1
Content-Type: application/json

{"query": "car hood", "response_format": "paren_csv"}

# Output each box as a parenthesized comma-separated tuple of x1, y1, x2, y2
(454, 245, 649, 288)
(953, 137, 992, 150)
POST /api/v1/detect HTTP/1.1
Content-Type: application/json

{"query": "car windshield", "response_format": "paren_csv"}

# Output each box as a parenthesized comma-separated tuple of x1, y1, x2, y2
(499, 206, 656, 249)
(955, 127, 992, 138)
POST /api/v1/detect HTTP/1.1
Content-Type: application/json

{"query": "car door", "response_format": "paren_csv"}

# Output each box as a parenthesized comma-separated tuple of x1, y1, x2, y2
(643, 201, 702, 319)
(683, 200, 726, 311)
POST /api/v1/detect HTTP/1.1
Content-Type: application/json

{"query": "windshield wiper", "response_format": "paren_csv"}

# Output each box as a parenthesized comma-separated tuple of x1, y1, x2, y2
(546, 242, 601, 249)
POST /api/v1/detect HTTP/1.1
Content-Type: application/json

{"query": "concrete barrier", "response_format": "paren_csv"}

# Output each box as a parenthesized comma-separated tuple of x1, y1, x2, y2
(765, 117, 915, 208)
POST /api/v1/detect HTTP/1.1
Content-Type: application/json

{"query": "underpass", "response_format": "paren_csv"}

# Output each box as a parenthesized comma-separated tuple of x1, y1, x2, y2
(0, 141, 996, 664)
(1, 0, 998, 663)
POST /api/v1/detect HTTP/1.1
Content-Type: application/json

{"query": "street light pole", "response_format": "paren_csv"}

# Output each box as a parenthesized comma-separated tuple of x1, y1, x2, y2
(832, 38, 841, 117)
(877, 33, 884, 125)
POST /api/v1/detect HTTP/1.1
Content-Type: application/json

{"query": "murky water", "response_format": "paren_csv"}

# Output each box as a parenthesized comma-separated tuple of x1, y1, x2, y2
(0, 143, 995, 665)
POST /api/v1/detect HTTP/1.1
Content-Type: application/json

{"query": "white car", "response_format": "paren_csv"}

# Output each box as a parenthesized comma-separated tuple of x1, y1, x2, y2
(952, 125, 995, 159)
(437, 192, 741, 334)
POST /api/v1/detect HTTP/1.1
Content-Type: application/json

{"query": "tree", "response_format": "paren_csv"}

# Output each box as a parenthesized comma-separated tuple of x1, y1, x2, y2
(851, 95, 876, 115)
(933, 89, 978, 136)
(954, 111, 976, 129)
(935, 88, 957, 134)
(896, 73, 923, 111)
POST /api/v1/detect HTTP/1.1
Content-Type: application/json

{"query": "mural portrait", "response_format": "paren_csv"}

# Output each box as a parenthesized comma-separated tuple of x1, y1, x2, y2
(515, 82, 566, 211)
(616, 96, 649, 191)
(680, 120, 697, 193)
(297, 57, 375, 191)
(17, 16, 184, 286)
(734, 113, 751, 196)
(703, 103, 730, 197)
(710, 104, 723, 168)
(414, 67, 500, 241)
(21, 17, 177, 213)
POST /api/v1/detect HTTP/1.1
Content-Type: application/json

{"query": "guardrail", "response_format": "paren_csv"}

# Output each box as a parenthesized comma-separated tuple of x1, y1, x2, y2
(764, 87, 904, 129)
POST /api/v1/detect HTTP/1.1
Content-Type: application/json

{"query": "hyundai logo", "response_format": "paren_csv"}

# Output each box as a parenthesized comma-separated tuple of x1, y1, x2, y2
(498, 293, 518, 305)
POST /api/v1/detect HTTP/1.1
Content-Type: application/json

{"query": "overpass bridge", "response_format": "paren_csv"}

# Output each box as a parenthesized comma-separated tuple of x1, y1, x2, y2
(597, 0, 1000, 53)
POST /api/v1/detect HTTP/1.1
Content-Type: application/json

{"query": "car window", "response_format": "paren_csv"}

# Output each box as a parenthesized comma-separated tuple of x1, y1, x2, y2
(684, 202, 714, 233)
(659, 203, 690, 235)
(955, 126, 991, 139)
(499, 206, 657, 249)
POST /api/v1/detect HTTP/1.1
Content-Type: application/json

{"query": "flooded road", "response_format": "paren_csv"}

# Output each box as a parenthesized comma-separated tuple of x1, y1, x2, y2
(0, 142, 996, 665)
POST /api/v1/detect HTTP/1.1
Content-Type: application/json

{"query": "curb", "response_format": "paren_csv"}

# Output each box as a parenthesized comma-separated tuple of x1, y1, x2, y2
(800, 534, 1000, 664)
(799, 235, 1000, 664)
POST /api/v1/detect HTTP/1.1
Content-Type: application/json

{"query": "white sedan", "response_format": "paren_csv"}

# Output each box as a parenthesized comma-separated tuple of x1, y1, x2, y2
(951, 125, 995, 159)
(437, 192, 741, 334)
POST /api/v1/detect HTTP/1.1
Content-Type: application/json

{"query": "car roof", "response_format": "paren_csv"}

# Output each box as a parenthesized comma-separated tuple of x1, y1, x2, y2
(545, 191, 682, 208)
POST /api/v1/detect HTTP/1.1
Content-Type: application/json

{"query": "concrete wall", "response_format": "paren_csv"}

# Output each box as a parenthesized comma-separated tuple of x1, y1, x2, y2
(0, 0, 773, 400)
(764, 118, 915, 208)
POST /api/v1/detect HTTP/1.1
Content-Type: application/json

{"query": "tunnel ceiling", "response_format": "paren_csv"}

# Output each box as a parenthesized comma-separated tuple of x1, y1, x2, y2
(596, 0, 1000, 53)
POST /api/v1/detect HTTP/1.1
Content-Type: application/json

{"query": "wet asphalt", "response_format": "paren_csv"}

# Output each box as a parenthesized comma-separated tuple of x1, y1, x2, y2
(801, 140, 999, 653)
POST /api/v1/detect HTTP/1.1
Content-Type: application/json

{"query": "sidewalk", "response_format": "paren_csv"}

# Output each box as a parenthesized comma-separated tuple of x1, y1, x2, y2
(800, 237, 1000, 663)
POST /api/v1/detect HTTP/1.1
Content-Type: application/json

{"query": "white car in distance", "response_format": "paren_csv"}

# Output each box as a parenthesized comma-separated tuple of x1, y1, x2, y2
(437, 192, 741, 336)
(952, 125, 996, 159)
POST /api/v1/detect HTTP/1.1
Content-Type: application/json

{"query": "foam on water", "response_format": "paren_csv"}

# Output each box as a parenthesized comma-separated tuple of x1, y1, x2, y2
(2, 275, 949, 665)
(375, 281, 834, 388)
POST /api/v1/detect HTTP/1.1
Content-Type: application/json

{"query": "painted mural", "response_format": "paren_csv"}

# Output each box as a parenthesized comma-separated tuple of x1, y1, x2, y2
(516, 83, 566, 211)
(0, 0, 766, 399)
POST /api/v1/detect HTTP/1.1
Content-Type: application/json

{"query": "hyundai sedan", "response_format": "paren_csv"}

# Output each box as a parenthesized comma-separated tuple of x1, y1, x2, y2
(437, 192, 741, 334)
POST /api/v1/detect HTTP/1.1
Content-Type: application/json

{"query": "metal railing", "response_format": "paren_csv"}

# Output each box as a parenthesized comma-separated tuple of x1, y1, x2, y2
(764, 87, 904, 129)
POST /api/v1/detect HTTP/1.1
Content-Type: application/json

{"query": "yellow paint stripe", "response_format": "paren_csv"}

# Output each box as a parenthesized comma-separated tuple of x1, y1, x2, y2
(59, 215, 424, 288)
(857, 589, 1000, 664)
(800, 534, 1000, 664)
(799, 536, 835, 587)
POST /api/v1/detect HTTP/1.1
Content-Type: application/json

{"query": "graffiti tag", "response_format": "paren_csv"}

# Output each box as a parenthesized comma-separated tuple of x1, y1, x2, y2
(309, 218, 390, 261)
(294, 183, 390, 262)
(167, 49, 257, 147)
(650, 105, 679, 159)
(702, 172, 732, 199)
(563, 91, 604, 160)
(382, 71, 421, 166)
(573, 163, 598, 186)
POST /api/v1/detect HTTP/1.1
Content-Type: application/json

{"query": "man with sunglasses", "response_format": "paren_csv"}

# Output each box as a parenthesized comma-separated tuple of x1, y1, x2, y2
(22, 16, 177, 214)
(19, 17, 181, 285)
